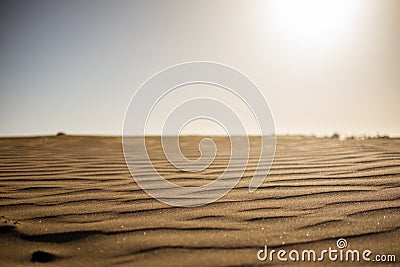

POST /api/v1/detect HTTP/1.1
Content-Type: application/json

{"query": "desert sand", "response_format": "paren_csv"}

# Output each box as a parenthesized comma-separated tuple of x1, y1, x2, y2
(0, 135, 399, 266)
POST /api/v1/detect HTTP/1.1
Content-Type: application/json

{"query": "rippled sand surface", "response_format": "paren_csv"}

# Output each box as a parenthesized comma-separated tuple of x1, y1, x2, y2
(0, 136, 399, 266)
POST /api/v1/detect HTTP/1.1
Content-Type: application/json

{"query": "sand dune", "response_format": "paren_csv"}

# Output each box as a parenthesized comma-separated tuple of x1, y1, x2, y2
(0, 136, 399, 266)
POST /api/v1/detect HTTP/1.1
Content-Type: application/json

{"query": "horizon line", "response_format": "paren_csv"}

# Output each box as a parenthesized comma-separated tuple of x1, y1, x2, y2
(0, 133, 399, 139)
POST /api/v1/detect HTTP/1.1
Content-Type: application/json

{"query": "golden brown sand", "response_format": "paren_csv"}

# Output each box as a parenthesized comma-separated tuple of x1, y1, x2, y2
(0, 136, 399, 266)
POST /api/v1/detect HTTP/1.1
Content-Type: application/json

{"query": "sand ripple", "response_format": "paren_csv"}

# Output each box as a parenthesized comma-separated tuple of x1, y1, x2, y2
(0, 136, 399, 266)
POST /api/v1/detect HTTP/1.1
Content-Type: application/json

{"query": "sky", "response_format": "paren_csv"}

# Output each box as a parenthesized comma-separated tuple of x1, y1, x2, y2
(0, 0, 399, 137)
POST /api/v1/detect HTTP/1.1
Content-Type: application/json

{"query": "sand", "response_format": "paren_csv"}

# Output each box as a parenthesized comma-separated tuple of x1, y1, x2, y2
(0, 135, 399, 266)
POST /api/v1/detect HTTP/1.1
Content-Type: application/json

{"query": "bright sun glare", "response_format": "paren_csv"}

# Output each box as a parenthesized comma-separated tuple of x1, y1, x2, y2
(268, 0, 362, 45)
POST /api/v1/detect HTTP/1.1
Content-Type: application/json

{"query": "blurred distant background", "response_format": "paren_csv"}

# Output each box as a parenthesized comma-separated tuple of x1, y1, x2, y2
(0, 0, 399, 137)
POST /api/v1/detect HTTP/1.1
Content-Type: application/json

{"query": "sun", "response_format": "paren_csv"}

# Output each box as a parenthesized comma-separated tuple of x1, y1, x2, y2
(267, 0, 362, 45)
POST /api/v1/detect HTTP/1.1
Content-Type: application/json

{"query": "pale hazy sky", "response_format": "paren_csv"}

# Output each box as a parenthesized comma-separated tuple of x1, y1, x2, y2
(0, 0, 399, 136)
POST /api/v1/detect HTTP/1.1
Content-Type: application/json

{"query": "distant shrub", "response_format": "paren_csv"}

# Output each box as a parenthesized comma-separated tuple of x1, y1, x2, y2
(330, 133, 340, 139)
